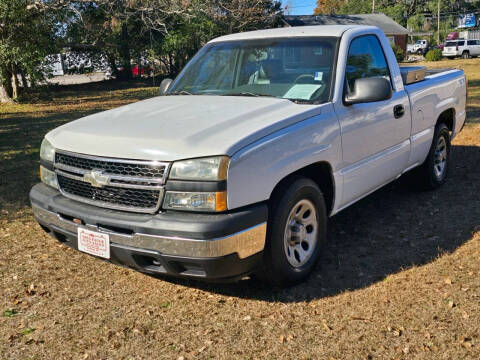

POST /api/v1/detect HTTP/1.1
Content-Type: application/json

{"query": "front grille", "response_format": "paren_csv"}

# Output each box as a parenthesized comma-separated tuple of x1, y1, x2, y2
(55, 152, 166, 178)
(54, 151, 168, 213)
(57, 175, 161, 211)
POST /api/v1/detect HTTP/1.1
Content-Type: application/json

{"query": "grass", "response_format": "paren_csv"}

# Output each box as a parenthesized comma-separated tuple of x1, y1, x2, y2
(1, 60, 480, 359)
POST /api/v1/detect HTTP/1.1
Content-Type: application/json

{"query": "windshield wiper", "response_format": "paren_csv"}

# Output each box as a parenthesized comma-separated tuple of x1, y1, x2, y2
(223, 92, 275, 98)
(167, 90, 193, 96)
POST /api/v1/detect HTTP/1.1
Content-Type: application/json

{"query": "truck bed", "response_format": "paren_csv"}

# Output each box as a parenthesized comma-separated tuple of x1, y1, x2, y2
(404, 67, 466, 139)
(399, 66, 457, 85)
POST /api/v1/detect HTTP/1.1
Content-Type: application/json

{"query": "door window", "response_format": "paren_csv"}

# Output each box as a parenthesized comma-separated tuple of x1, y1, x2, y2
(345, 35, 391, 93)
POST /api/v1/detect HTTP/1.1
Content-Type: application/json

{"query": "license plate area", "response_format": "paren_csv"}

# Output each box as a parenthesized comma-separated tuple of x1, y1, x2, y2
(77, 227, 110, 259)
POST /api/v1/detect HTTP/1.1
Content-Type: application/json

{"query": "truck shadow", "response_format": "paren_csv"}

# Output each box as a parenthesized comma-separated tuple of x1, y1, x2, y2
(162, 143, 480, 302)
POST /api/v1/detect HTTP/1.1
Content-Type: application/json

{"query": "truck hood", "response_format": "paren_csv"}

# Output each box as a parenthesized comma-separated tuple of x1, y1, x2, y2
(47, 95, 324, 161)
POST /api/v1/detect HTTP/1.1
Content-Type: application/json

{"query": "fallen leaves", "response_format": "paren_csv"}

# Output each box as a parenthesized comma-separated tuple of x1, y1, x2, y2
(387, 326, 404, 337)
(1, 77, 480, 360)
(26, 283, 36, 296)
(322, 319, 333, 334)
(279, 334, 294, 344)
(459, 336, 473, 348)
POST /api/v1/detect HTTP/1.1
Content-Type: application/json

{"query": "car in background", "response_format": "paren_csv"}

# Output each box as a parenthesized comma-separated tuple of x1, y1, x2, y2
(443, 39, 480, 59)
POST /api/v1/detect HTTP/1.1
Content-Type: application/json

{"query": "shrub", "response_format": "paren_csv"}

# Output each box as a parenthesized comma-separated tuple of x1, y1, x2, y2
(391, 44, 405, 62)
(425, 49, 443, 61)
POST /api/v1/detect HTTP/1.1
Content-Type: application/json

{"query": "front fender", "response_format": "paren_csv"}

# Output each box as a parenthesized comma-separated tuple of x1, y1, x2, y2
(226, 103, 342, 210)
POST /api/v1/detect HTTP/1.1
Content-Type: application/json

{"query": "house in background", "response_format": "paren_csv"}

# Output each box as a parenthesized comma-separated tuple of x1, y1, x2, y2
(284, 14, 409, 56)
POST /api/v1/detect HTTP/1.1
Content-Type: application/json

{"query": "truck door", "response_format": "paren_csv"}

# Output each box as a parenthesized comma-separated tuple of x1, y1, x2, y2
(334, 34, 411, 207)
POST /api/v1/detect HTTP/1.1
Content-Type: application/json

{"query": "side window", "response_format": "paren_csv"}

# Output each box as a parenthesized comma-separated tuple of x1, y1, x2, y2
(467, 40, 475, 46)
(458, 41, 465, 46)
(345, 35, 391, 93)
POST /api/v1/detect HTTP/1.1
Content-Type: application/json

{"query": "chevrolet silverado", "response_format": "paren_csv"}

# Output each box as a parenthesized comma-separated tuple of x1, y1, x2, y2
(30, 25, 467, 286)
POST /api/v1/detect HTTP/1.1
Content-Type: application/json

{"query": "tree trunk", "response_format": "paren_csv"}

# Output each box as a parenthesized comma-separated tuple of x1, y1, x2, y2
(1, 65, 13, 103)
(119, 22, 132, 80)
(0, 84, 13, 103)
(11, 65, 20, 100)
(107, 53, 119, 78)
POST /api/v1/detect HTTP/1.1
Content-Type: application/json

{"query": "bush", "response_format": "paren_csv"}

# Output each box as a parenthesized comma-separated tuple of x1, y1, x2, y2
(391, 44, 405, 62)
(425, 49, 443, 61)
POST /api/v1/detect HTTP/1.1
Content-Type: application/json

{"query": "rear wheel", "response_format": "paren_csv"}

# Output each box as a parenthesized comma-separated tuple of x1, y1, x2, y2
(256, 177, 327, 287)
(412, 123, 450, 190)
(462, 51, 470, 59)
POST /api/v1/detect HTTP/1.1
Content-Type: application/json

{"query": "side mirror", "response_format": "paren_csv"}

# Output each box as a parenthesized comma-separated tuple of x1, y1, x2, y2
(159, 78, 173, 96)
(344, 77, 392, 105)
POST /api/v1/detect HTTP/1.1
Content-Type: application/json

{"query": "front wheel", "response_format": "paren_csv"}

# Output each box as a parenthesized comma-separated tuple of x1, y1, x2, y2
(256, 177, 327, 287)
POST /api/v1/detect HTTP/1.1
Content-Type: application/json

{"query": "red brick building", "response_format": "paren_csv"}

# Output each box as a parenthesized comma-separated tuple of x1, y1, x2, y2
(284, 14, 409, 57)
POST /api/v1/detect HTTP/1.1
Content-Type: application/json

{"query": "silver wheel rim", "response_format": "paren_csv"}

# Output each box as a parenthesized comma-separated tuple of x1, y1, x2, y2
(283, 199, 318, 268)
(434, 136, 447, 180)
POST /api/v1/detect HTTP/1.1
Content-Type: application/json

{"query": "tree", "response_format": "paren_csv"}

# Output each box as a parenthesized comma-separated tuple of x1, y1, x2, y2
(0, 0, 60, 102)
(212, 0, 283, 33)
(314, 0, 344, 15)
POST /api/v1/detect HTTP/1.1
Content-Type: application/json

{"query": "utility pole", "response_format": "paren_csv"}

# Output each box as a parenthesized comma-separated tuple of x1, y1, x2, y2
(437, 0, 440, 45)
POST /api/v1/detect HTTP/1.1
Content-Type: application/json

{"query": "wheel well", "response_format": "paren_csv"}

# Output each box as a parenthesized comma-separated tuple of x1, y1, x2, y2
(270, 162, 335, 215)
(437, 108, 454, 132)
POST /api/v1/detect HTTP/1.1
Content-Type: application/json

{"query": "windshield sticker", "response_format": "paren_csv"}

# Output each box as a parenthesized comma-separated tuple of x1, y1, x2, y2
(283, 84, 322, 100)
(314, 72, 323, 81)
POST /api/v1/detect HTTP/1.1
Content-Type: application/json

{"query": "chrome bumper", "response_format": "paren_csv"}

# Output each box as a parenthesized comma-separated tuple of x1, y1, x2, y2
(32, 205, 266, 259)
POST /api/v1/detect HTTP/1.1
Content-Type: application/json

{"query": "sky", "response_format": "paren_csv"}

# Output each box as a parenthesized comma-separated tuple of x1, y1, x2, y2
(281, 0, 317, 15)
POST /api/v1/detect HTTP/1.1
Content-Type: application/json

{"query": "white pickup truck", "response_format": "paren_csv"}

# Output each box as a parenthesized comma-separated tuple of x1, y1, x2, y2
(31, 25, 467, 286)
(407, 39, 429, 55)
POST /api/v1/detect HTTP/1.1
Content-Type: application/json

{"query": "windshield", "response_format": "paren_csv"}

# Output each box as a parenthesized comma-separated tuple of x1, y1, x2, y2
(168, 37, 338, 104)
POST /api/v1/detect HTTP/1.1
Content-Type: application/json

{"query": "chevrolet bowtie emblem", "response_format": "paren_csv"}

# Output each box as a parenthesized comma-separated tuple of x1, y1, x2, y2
(83, 170, 110, 188)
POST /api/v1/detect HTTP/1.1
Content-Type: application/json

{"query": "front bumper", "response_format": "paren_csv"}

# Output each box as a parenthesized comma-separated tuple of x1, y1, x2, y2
(30, 183, 267, 281)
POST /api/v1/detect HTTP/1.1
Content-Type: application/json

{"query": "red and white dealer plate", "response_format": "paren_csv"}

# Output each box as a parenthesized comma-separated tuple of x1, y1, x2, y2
(77, 227, 110, 259)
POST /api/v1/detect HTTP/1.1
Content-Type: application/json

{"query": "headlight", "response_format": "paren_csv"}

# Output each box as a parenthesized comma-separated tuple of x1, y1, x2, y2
(40, 166, 58, 189)
(169, 156, 229, 181)
(40, 138, 55, 162)
(163, 191, 227, 212)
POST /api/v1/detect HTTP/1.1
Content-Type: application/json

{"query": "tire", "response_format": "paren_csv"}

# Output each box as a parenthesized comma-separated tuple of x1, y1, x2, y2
(462, 51, 470, 59)
(417, 49, 423, 55)
(256, 176, 327, 287)
(413, 123, 451, 190)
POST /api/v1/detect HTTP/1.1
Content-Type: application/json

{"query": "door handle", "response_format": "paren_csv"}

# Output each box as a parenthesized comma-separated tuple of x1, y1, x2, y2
(394, 104, 405, 119)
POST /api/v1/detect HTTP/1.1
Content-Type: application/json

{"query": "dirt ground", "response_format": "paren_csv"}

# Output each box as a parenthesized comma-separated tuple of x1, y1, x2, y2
(1, 59, 480, 359)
